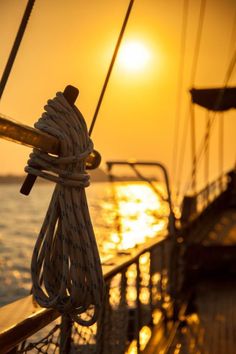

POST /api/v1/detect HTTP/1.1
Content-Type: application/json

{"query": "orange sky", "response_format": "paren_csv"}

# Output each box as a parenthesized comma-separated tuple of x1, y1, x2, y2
(0, 0, 235, 193)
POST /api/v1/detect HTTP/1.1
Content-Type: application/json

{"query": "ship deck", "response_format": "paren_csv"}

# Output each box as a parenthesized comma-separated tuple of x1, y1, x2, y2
(145, 206, 236, 354)
(170, 276, 236, 354)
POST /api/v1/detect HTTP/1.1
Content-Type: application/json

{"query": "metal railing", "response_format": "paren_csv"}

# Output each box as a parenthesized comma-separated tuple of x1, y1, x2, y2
(106, 160, 176, 237)
(195, 175, 228, 211)
(181, 171, 231, 223)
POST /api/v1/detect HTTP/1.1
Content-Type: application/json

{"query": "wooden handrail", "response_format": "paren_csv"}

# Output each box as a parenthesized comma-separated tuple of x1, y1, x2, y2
(0, 115, 59, 153)
(0, 296, 59, 353)
(0, 115, 101, 170)
(0, 235, 168, 353)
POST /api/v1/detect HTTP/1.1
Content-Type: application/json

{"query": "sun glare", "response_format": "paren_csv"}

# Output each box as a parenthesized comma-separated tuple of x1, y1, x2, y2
(118, 40, 150, 71)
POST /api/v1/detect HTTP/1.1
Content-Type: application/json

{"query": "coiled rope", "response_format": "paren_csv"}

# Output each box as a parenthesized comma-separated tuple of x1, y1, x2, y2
(26, 92, 104, 326)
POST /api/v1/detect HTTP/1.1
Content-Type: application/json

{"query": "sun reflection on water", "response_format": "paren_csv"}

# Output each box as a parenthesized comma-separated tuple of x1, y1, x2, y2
(0, 181, 172, 307)
(98, 181, 171, 351)
(126, 326, 152, 353)
(0, 181, 174, 352)
(101, 181, 169, 256)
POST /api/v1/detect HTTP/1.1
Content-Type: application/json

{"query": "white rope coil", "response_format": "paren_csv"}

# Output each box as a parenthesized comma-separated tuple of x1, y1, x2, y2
(27, 92, 104, 326)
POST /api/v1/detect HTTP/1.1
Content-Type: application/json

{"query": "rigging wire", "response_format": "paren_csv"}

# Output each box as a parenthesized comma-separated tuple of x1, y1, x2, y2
(183, 44, 236, 195)
(204, 110, 211, 201)
(171, 0, 189, 186)
(190, 43, 236, 191)
(0, 0, 35, 100)
(189, 0, 207, 86)
(186, 0, 207, 195)
(217, 4, 236, 185)
(175, 105, 190, 200)
(227, 5, 236, 67)
(219, 112, 224, 190)
(218, 4, 236, 185)
(224, 49, 236, 87)
(190, 102, 197, 194)
(89, 0, 135, 136)
(175, 0, 206, 200)
(183, 112, 214, 195)
(183, 0, 236, 196)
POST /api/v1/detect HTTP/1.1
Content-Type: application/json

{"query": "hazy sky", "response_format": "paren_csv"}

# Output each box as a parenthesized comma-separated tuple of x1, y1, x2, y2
(0, 0, 235, 193)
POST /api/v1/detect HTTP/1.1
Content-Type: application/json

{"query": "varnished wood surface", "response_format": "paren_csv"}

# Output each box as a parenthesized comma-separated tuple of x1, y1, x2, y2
(0, 233, 168, 352)
(0, 295, 59, 353)
(0, 115, 100, 169)
(0, 116, 59, 154)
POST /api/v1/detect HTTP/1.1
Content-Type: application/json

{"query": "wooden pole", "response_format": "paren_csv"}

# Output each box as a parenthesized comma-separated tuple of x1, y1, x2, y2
(0, 87, 101, 195)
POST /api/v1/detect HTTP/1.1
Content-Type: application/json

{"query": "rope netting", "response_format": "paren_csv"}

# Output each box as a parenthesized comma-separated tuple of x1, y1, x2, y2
(27, 92, 104, 326)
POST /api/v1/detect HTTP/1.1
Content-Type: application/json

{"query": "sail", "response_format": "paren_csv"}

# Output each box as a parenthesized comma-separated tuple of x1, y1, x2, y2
(190, 87, 236, 111)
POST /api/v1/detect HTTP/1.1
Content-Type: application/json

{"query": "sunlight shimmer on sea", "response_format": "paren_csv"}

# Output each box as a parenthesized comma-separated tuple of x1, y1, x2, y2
(0, 180, 170, 305)
(100, 182, 169, 254)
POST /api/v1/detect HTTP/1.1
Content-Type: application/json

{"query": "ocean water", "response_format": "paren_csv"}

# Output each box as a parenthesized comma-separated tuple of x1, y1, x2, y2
(0, 181, 169, 306)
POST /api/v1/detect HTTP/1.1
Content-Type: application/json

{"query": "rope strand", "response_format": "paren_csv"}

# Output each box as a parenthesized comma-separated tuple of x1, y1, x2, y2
(27, 92, 104, 326)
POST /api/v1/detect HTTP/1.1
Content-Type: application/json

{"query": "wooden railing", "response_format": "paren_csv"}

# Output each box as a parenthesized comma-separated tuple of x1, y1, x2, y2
(0, 114, 101, 172)
(0, 234, 175, 353)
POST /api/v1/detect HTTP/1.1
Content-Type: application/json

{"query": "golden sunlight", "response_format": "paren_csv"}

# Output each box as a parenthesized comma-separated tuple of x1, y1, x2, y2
(112, 182, 167, 250)
(118, 40, 150, 71)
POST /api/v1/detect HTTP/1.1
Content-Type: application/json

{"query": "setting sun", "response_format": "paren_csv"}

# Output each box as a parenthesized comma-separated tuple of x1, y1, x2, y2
(118, 40, 151, 71)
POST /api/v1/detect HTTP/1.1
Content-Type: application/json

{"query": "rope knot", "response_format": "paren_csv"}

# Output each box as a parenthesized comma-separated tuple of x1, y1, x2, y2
(25, 93, 94, 188)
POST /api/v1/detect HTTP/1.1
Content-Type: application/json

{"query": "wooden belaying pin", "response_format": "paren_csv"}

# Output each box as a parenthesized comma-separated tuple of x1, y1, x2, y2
(20, 85, 79, 195)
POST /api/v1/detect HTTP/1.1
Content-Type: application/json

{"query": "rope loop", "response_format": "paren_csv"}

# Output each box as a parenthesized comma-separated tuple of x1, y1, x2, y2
(27, 92, 105, 326)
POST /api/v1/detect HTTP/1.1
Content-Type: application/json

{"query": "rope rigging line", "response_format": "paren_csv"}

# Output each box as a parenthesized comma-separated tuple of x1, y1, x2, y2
(190, 102, 197, 194)
(171, 0, 189, 185)
(184, 45, 236, 195)
(219, 113, 224, 189)
(180, 0, 236, 197)
(224, 47, 236, 86)
(190, 0, 207, 86)
(184, 0, 207, 196)
(89, 0, 135, 136)
(227, 5, 236, 71)
(183, 113, 215, 195)
(175, 105, 190, 200)
(0, 0, 35, 100)
(172, 0, 189, 187)
(174, 0, 206, 200)
(204, 110, 211, 198)
(27, 92, 104, 326)
(217, 3, 236, 185)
